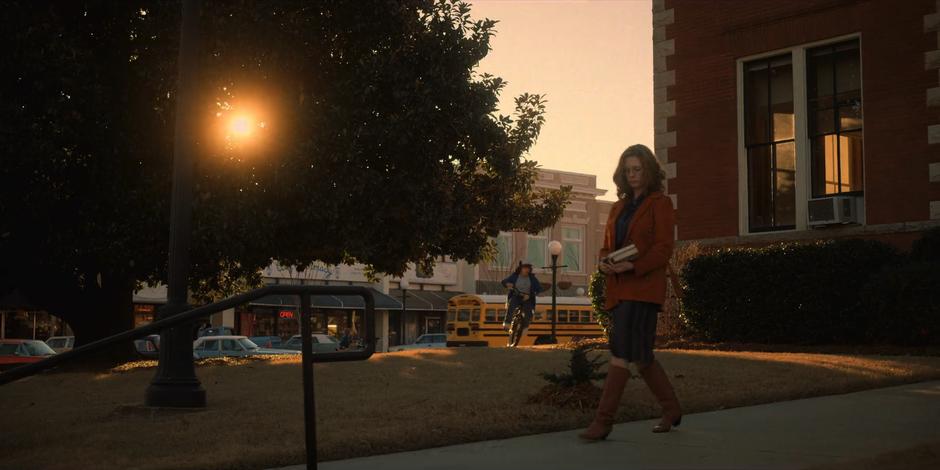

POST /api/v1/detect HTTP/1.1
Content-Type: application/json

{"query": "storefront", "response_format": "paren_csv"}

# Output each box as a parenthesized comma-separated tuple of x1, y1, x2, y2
(387, 289, 455, 346)
(0, 310, 72, 341)
(239, 289, 402, 341)
(133, 284, 167, 327)
(133, 303, 158, 327)
(0, 291, 72, 341)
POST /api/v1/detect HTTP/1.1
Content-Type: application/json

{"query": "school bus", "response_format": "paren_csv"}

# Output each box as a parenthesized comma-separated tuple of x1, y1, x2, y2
(445, 293, 602, 347)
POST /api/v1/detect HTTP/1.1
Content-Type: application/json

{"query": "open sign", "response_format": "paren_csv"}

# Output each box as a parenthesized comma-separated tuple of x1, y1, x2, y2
(279, 310, 295, 319)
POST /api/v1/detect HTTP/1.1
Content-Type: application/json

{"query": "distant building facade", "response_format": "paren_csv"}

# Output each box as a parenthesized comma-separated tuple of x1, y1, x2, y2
(33, 168, 611, 351)
(655, 0, 940, 248)
(476, 168, 612, 297)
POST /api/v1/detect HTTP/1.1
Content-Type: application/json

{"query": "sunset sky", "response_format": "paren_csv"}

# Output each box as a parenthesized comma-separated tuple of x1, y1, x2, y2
(471, 0, 653, 200)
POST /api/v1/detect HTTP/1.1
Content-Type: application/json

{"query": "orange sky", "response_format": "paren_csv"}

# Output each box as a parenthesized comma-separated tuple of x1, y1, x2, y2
(471, 0, 653, 201)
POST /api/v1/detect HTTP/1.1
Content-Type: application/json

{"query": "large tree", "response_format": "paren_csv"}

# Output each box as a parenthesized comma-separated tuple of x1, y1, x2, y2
(0, 0, 570, 351)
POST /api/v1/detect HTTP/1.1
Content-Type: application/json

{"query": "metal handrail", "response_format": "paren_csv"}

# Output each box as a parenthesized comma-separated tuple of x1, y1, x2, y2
(0, 284, 376, 470)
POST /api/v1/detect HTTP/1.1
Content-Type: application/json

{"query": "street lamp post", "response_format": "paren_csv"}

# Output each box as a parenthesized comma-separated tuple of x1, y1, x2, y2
(399, 278, 409, 346)
(547, 240, 565, 344)
(145, 0, 206, 408)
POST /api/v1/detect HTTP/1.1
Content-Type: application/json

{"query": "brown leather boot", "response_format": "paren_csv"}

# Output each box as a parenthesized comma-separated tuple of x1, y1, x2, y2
(578, 364, 629, 441)
(639, 359, 682, 433)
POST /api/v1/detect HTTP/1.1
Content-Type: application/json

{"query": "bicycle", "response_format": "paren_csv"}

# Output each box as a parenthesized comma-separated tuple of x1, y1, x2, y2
(503, 287, 531, 348)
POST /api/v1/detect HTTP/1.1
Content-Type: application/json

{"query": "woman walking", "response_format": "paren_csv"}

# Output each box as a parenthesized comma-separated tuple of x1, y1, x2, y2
(579, 144, 682, 441)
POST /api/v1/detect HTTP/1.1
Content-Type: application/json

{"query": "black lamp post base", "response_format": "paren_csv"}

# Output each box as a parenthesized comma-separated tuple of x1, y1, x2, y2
(145, 382, 206, 408)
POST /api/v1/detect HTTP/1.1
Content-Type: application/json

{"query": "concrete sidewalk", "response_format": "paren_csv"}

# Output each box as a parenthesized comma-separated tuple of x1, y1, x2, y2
(280, 380, 940, 470)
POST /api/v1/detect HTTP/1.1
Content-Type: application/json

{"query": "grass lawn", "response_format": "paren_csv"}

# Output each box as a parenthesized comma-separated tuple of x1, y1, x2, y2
(2, 347, 939, 470)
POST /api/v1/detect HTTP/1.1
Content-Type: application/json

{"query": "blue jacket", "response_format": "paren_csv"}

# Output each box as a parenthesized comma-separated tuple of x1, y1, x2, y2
(501, 273, 542, 308)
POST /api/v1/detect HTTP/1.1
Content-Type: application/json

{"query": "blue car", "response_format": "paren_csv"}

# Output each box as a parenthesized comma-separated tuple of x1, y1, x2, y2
(192, 336, 299, 359)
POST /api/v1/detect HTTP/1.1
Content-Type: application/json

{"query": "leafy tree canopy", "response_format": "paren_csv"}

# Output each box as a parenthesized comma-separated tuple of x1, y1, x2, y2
(0, 0, 570, 340)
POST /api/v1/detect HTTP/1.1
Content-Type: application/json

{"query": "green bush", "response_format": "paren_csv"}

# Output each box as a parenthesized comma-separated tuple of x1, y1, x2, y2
(859, 261, 940, 345)
(588, 270, 609, 336)
(681, 239, 900, 344)
(910, 227, 940, 263)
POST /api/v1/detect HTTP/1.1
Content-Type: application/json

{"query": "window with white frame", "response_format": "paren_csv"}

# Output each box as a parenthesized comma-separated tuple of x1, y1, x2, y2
(561, 227, 583, 272)
(807, 40, 863, 197)
(744, 54, 796, 232)
(526, 229, 548, 270)
(739, 36, 863, 234)
(492, 232, 513, 269)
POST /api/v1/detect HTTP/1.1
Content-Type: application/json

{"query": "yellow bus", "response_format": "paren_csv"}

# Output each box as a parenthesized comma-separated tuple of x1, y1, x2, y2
(445, 293, 603, 347)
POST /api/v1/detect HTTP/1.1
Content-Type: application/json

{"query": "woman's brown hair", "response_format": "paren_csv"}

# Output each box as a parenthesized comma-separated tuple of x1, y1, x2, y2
(613, 144, 666, 200)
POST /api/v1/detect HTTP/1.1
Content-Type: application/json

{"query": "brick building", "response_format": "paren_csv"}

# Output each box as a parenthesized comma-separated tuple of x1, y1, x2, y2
(654, 0, 940, 248)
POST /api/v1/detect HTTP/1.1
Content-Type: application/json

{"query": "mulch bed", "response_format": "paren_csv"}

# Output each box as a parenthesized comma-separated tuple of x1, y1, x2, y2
(527, 382, 602, 411)
(547, 336, 940, 357)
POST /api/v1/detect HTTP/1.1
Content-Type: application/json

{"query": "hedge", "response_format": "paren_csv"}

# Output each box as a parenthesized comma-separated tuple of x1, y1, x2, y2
(680, 239, 901, 344)
(858, 261, 940, 345)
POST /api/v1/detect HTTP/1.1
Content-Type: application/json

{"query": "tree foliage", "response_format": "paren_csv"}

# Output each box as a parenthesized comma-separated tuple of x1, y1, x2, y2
(0, 1, 570, 343)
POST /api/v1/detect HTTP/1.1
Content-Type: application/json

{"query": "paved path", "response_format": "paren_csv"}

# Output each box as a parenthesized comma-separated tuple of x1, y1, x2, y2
(278, 380, 940, 470)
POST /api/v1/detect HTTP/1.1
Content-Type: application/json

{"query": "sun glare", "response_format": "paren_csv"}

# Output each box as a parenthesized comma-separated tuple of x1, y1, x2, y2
(228, 114, 255, 138)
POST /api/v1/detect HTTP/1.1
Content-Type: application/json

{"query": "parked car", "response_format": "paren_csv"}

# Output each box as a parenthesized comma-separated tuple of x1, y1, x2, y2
(389, 333, 449, 352)
(0, 339, 56, 370)
(282, 334, 340, 353)
(192, 335, 299, 359)
(45, 336, 75, 353)
(197, 326, 234, 337)
(248, 336, 283, 348)
(134, 334, 161, 359)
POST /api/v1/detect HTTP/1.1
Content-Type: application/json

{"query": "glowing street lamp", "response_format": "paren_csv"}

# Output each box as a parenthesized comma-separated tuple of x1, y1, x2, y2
(547, 240, 565, 344)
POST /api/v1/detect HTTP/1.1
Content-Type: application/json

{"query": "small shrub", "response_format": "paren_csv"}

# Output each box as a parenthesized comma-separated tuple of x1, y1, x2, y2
(539, 344, 607, 387)
(859, 261, 940, 345)
(529, 344, 606, 410)
(681, 238, 900, 344)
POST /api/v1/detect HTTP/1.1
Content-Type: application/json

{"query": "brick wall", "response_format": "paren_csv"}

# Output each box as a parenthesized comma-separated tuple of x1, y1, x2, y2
(661, 0, 940, 243)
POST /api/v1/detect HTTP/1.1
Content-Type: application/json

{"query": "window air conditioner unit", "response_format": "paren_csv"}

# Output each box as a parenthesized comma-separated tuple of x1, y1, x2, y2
(808, 196, 859, 227)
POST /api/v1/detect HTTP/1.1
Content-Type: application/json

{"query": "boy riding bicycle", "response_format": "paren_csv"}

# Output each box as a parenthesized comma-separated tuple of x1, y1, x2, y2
(500, 261, 542, 347)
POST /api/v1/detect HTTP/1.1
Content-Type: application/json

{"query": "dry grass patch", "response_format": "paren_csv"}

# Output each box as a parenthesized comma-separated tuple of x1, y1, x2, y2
(1, 348, 939, 470)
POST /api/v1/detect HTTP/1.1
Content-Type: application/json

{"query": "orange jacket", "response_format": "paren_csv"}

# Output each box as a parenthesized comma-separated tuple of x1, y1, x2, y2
(600, 191, 675, 309)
